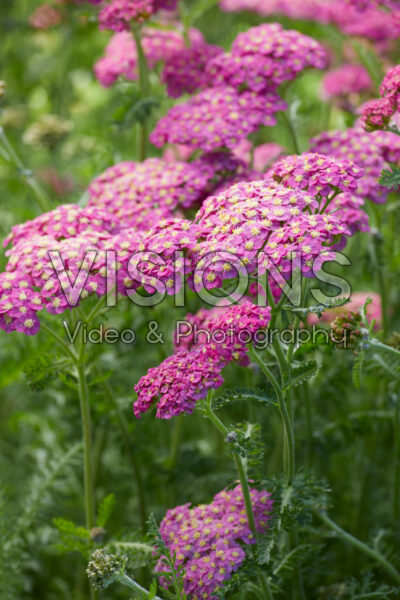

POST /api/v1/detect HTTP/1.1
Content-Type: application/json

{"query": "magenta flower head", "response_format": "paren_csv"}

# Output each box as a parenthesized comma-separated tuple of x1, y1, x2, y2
(380, 64, 400, 103)
(150, 86, 286, 152)
(267, 153, 364, 198)
(99, 0, 154, 30)
(87, 154, 253, 229)
(156, 485, 273, 599)
(309, 127, 396, 204)
(360, 97, 396, 131)
(322, 64, 371, 100)
(207, 23, 327, 91)
(134, 301, 271, 418)
(162, 41, 223, 98)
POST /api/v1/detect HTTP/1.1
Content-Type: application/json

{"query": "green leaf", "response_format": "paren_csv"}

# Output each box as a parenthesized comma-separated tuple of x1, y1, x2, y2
(53, 518, 92, 557)
(283, 361, 319, 393)
(23, 352, 71, 392)
(214, 387, 278, 409)
(379, 165, 400, 191)
(97, 493, 116, 528)
(147, 579, 158, 599)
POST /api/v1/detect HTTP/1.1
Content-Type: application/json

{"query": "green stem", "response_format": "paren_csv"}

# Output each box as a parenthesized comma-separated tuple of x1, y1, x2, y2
(76, 356, 95, 532)
(0, 126, 51, 212)
(281, 111, 301, 155)
(204, 399, 273, 600)
(132, 26, 150, 162)
(40, 321, 78, 363)
(315, 511, 400, 585)
(393, 402, 400, 529)
(102, 380, 147, 534)
(249, 347, 295, 485)
(116, 573, 164, 599)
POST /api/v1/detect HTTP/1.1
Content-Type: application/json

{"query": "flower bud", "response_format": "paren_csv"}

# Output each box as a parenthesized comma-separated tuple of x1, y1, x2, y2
(330, 311, 364, 351)
(86, 548, 127, 590)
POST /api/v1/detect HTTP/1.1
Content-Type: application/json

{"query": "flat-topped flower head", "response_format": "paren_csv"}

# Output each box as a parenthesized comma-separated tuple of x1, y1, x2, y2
(268, 153, 364, 198)
(309, 128, 396, 203)
(87, 154, 252, 228)
(208, 23, 327, 91)
(150, 86, 286, 152)
(156, 485, 273, 599)
(99, 0, 154, 30)
(3, 205, 118, 248)
(162, 41, 222, 98)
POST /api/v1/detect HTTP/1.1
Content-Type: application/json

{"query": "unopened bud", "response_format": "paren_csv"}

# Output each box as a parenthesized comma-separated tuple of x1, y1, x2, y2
(86, 548, 127, 590)
(90, 526, 106, 542)
(225, 431, 238, 444)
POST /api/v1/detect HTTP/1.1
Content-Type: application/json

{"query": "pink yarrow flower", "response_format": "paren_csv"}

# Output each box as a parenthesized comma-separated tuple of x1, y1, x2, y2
(156, 485, 273, 599)
(134, 301, 272, 418)
(150, 86, 287, 152)
(322, 64, 372, 100)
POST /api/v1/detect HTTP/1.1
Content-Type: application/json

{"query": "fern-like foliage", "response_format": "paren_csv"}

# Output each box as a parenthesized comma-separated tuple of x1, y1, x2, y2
(23, 352, 72, 392)
(147, 514, 188, 600)
(213, 387, 277, 410)
(0, 443, 81, 597)
(283, 361, 319, 393)
(379, 165, 400, 190)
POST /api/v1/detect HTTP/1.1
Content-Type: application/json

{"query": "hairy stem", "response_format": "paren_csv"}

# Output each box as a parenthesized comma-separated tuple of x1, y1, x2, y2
(249, 347, 295, 485)
(204, 398, 273, 600)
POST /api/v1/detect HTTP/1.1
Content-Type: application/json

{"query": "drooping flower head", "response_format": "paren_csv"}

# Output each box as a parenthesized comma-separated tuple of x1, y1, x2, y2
(150, 86, 287, 152)
(156, 485, 273, 599)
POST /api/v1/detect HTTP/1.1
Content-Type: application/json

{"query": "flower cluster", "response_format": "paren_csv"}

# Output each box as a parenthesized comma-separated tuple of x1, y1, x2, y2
(29, 4, 62, 29)
(134, 301, 271, 418)
(162, 41, 222, 98)
(268, 153, 364, 198)
(94, 28, 203, 87)
(206, 23, 327, 93)
(156, 485, 273, 599)
(330, 310, 364, 351)
(98, 0, 177, 31)
(3, 204, 118, 248)
(150, 86, 287, 152)
(360, 64, 400, 131)
(309, 128, 400, 203)
(219, 0, 400, 41)
(87, 154, 254, 228)
(322, 65, 371, 100)
(309, 292, 381, 328)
